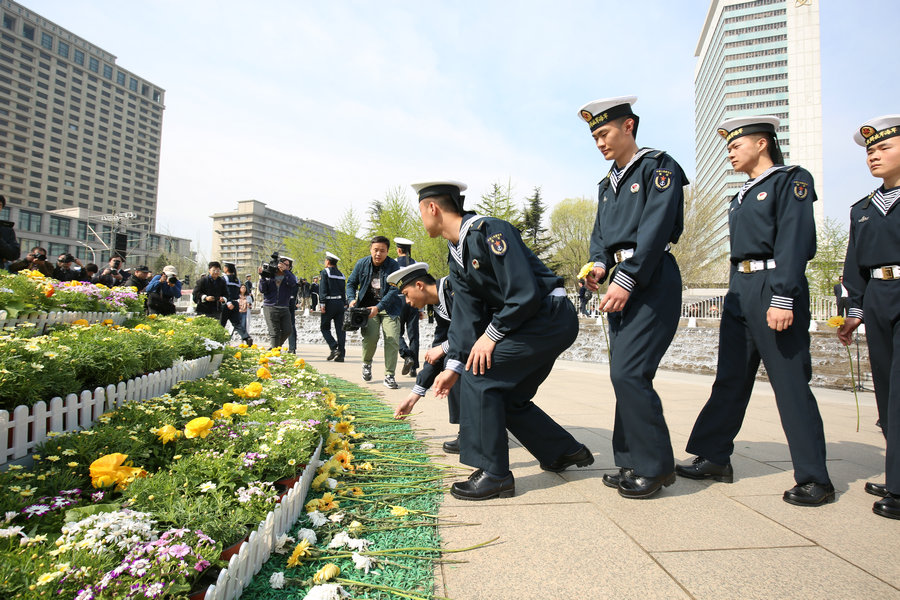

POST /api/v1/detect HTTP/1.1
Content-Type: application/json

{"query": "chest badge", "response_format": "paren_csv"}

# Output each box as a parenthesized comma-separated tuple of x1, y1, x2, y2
(472, 259, 480, 269)
(793, 181, 809, 199)
(487, 233, 508, 256)
(630, 183, 640, 193)
(602, 196, 608, 203)
(757, 192, 767, 201)
(859, 216, 869, 223)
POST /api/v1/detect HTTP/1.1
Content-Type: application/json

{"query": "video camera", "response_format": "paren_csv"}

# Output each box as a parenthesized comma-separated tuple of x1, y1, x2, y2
(342, 307, 370, 332)
(259, 252, 281, 279)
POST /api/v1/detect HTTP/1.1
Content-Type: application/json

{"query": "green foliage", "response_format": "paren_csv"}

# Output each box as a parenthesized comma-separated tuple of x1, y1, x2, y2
(548, 197, 597, 286)
(330, 207, 370, 272)
(519, 186, 557, 270)
(671, 186, 730, 286)
(806, 216, 849, 297)
(476, 179, 521, 226)
(283, 225, 324, 280)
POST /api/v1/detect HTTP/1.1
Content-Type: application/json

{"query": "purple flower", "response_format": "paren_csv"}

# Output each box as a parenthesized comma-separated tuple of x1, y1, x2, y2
(91, 491, 105, 502)
(22, 504, 51, 518)
(60, 488, 82, 496)
(194, 559, 210, 572)
(169, 544, 191, 558)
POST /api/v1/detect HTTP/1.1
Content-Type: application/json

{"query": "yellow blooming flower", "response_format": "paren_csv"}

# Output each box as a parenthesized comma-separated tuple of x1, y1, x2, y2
(232, 387, 248, 398)
(67, 462, 79, 468)
(826, 315, 845, 328)
(155, 424, 181, 444)
(312, 473, 329, 490)
(334, 421, 354, 435)
(133, 323, 151, 331)
(184, 417, 214, 439)
(89, 453, 147, 490)
(238, 342, 248, 349)
(313, 564, 340, 584)
(101, 319, 114, 326)
(577, 262, 595, 280)
(147, 314, 158, 319)
(258, 356, 269, 365)
(257, 366, 272, 379)
(333, 450, 354, 470)
(294, 358, 305, 368)
(287, 539, 313, 567)
(223, 402, 247, 416)
(234, 352, 242, 360)
(245, 382, 263, 398)
(390, 505, 410, 517)
(72, 319, 90, 327)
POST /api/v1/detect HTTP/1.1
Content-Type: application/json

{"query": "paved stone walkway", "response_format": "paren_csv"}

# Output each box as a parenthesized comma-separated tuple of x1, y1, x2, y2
(297, 342, 898, 600)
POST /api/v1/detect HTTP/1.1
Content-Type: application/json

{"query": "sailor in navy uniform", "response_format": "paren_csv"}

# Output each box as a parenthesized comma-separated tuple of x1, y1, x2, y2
(676, 116, 834, 506)
(837, 115, 900, 519)
(413, 180, 593, 501)
(387, 263, 462, 454)
(579, 96, 685, 499)
(395, 238, 422, 378)
(319, 252, 347, 362)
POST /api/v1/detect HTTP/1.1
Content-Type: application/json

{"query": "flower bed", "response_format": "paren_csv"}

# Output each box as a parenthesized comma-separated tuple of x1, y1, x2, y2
(0, 314, 228, 410)
(0, 346, 330, 599)
(0, 270, 145, 317)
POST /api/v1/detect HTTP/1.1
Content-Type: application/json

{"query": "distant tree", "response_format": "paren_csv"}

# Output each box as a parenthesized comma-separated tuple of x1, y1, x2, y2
(476, 179, 521, 226)
(149, 253, 202, 285)
(671, 186, 730, 287)
(331, 207, 370, 270)
(365, 199, 385, 238)
(283, 225, 321, 280)
(520, 186, 556, 269)
(806, 216, 849, 297)
(548, 197, 596, 287)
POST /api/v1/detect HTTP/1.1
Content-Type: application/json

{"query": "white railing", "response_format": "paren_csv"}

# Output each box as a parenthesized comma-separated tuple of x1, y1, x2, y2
(0, 311, 138, 333)
(0, 353, 224, 466)
(204, 440, 323, 600)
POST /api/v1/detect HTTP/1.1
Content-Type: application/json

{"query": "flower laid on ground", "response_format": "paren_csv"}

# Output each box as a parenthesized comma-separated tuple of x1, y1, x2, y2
(826, 315, 861, 431)
(313, 563, 340, 584)
(390, 505, 410, 517)
(287, 539, 314, 567)
(270, 571, 286, 589)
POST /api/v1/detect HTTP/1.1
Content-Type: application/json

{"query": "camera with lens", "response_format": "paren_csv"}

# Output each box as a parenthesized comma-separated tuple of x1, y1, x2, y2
(342, 307, 370, 332)
(259, 251, 281, 279)
(33, 253, 47, 261)
(62, 253, 75, 263)
(167, 275, 178, 285)
(111, 259, 122, 268)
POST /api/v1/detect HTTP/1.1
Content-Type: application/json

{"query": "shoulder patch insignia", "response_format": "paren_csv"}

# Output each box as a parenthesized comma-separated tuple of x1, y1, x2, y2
(487, 233, 507, 256)
(654, 169, 673, 192)
(793, 180, 809, 199)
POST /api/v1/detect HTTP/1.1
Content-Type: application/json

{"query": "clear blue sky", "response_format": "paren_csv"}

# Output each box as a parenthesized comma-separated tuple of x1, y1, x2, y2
(26, 0, 900, 258)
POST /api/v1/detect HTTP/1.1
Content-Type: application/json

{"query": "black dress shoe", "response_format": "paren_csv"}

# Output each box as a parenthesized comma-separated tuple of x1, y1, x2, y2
(783, 481, 835, 506)
(675, 456, 734, 483)
(540, 445, 594, 472)
(873, 494, 900, 520)
(618, 472, 676, 499)
(333, 354, 344, 363)
(442, 436, 460, 454)
(865, 482, 888, 497)
(602, 468, 633, 489)
(409, 367, 417, 377)
(450, 469, 514, 501)
(401, 356, 415, 376)
(326, 348, 338, 361)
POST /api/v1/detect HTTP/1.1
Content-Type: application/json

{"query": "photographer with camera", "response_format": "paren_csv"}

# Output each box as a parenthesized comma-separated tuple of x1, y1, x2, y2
(145, 265, 181, 315)
(52, 253, 84, 282)
(124, 265, 152, 292)
(346, 236, 402, 389)
(9, 246, 54, 277)
(0, 195, 19, 270)
(258, 253, 298, 349)
(193, 261, 228, 318)
(95, 255, 127, 287)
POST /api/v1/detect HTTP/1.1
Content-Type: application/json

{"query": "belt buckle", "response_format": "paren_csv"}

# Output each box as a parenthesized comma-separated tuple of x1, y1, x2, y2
(615, 250, 624, 263)
(740, 261, 752, 274)
(883, 267, 895, 280)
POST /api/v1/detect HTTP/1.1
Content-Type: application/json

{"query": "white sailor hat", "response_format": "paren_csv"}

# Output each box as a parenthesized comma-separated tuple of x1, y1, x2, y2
(578, 96, 638, 132)
(411, 180, 468, 212)
(325, 252, 340, 262)
(854, 114, 900, 147)
(386, 262, 430, 291)
(716, 116, 779, 144)
(278, 255, 294, 263)
(394, 237, 414, 248)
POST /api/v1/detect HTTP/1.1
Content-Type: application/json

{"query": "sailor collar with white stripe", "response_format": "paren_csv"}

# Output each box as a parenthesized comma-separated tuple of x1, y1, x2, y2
(870, 185, 900, 216)
(735, 164, 785, 205)
(324, 267, 345, 279)
(448, 213, 486, 268)
(435, 276, 451, 321)
(606, 147, 655, 194)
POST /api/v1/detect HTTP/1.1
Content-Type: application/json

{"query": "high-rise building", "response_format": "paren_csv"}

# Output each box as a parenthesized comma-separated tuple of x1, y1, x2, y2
(0, 0, 168, 262)
(211, 199, 335, 276)
(695, 0, 823, 271)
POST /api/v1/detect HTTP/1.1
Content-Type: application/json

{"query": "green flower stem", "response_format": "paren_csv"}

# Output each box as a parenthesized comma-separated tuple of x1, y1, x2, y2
(845, 346, 860, 432)
(334, 577, 450, 600)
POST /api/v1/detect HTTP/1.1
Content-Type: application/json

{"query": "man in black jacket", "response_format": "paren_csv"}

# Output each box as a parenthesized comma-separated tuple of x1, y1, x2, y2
(0, 195, 19, 270)
(319, 252, 346, 361)
(220, 262, 252, 344)
(193, 261, 228, 319)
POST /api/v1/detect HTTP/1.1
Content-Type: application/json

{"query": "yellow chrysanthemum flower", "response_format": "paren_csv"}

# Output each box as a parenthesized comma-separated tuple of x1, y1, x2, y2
(245, 382, 263, 398)
(287, 539, 313, 567)
(155, 424, 181, 444)
(826, 315, 845, 328)
(234, 352, 242, 360)
(257, 366, 272, 379)
(577, 262, 595, 280)
(390, 505, 410, 517)
(313, 563, 340, 584)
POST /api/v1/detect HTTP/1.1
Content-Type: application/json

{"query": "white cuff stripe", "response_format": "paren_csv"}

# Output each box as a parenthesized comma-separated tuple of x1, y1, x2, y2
(411, 385, 427, 396)
(441, 341, 450, 353)
(486, 324, 505, 342)
(446, 359, 465, 374)
(612, 270, 636, 292)
(770, 295, 793, 310)
(847, 308, 864, 319)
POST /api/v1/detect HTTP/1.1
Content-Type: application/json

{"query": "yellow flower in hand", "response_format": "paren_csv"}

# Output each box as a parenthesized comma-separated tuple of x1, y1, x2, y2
(826, 315, 845, 328)
(184, 417, 214, 439)
(577, 262, 595, 281)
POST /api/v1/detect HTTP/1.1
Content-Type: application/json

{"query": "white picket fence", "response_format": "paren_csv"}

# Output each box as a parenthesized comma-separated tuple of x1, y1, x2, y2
(203, 440, 324, 600)
(0, 310, 137, 333)
(0, 353, 224, 466)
